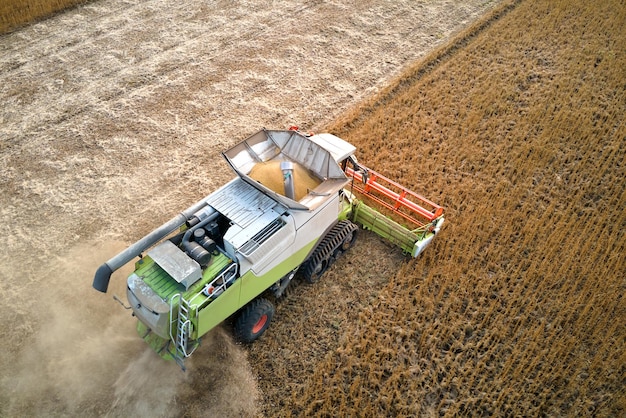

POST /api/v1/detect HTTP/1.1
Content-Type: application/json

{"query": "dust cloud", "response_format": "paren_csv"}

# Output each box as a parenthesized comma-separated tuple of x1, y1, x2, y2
(110, 350, 187, 417)
(0, 242, 259, 417)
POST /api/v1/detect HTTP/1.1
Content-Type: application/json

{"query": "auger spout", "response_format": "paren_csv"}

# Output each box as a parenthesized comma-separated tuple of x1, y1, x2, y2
(92, 196, 214, 293)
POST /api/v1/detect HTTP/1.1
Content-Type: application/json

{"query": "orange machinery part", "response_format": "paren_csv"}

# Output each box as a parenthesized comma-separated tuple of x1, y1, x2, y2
(345, 166, 444, 227)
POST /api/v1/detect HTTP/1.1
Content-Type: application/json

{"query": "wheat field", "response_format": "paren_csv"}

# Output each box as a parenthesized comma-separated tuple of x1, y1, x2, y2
(278, 0, 625, 415)
(1, 0, 624, 416)
(0, 0, 87, 33)
(0, 1, 500, 416)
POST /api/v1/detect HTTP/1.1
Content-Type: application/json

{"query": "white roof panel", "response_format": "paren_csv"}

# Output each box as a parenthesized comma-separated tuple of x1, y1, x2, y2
(308, 133, 356, 163)
(206, 178, 283, 228)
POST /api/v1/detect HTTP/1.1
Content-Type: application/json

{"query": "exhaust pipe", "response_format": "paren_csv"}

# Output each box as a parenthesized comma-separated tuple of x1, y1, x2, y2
(92, 196, 216, 293)
(281, 161, 295, 200)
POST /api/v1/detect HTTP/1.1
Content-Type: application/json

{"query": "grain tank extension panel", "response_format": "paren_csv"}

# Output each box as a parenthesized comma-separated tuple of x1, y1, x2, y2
(222, 129, 350, 211)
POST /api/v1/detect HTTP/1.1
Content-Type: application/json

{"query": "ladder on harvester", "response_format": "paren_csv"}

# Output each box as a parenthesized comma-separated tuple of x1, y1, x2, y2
(169, 294, 198, 371)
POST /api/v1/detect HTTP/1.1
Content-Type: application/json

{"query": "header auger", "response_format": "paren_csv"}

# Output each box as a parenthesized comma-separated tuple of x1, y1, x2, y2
(93, 127, 444, 370)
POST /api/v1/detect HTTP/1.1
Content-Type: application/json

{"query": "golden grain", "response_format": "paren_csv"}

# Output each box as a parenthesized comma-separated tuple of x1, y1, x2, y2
(293, 0, 625, 414)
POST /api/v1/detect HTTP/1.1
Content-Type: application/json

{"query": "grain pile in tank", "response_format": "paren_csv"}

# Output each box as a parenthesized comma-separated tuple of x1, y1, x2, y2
(249, 160, 322, 201)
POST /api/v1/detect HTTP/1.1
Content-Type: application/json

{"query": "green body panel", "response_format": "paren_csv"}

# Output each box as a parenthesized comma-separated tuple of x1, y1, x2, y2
(239, 238, 317, 305)
(338, 194, 353, 221)
(195, 239, 318, 337)
(136, 252, 233, 301)
(352, 200, 432, 255)
(194, 279, 242, 337)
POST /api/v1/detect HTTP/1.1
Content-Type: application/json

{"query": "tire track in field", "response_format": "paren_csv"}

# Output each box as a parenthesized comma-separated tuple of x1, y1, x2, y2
(1, 1, 326, 141)
(0, 0, 155, 69)
(330, 0, 523, 134)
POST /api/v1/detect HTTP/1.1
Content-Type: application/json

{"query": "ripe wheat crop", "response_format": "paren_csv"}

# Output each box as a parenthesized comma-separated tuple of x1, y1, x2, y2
(0, 0, 87, 33)
(288, 0, 625, 415)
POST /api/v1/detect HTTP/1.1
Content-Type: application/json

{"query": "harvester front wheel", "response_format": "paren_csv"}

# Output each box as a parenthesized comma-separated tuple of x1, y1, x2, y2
(234, 298, 275, 343)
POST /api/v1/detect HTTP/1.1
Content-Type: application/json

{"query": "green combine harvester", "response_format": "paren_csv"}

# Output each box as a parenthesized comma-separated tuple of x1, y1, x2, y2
(93, 127, 444, 370)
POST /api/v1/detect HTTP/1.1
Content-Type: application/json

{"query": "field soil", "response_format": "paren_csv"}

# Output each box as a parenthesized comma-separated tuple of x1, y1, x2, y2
(0, 0, 499, 416)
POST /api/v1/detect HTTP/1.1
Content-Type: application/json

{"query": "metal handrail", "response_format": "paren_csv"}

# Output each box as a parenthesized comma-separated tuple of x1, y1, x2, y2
(188, 262, 239, 309)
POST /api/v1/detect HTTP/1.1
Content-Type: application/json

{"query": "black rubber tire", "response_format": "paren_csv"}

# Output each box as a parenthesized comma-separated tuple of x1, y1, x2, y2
(234, 298, 275, 343)
(340, 227, 358, 252)
(302, 256, 328, 284)
(302, 220, 359, 284)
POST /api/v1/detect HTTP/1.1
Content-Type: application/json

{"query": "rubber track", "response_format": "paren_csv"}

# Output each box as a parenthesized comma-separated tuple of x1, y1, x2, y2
(302, 220, 358, 283)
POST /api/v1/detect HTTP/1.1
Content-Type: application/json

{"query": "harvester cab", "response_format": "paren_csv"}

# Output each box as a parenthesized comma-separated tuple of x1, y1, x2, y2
(93, 127, 444, 370)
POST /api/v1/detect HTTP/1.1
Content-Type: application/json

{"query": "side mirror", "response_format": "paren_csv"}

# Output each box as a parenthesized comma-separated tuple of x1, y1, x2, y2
(360, 169, 369, 185)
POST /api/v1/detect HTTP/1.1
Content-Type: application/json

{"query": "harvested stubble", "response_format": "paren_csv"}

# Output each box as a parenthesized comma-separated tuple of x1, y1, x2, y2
(287, 0, 625, 416)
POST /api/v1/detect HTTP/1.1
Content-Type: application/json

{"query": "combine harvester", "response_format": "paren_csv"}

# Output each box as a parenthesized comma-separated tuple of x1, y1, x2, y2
(93, 127, 444, 370)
